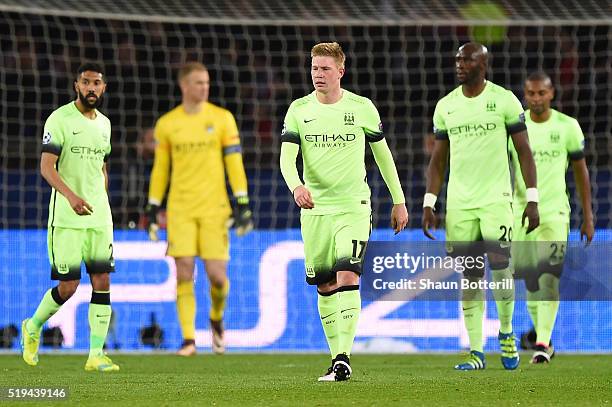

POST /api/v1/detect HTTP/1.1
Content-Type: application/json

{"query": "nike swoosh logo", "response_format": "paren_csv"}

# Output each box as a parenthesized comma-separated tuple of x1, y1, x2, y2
(321, 312, 336, 320)
(304, 118, 316, 123)
(447, 111, 456, 115)
(341, 307, 359, 313)
(349, 259, 361, 264)
(72, 130, 82, 135)
(96, 314, 111, 318)
(462, 306, 478, 311)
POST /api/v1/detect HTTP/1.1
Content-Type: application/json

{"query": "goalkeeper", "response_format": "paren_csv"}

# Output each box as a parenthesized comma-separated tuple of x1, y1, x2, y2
(280, 42, 408, 382)
(145, 62, 253, 356)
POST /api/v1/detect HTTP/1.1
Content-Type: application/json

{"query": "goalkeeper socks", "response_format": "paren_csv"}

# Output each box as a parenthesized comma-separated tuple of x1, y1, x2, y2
(337, 285, 361, 356)
(88, 291, 111, 358)
(317, 290, 340, 358)
(491, 268, 515, 334)
(536, 274, 560, 346)
(27, 286, 65, 333)
(209, 279, 230, 322)
(177, 280, 196, 341)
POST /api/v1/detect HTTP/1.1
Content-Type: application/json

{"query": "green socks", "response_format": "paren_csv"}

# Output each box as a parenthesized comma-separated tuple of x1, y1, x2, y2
(491, 267, 515, 334)
(535, 274, 560, 346)
(318, 285, 361, 358)
(337, 286, 361, 356)
(317, 291, 340, 358)
(27, 287, 65, 333)
(88, 291, 112, 358)
(462, 276, 485, 353)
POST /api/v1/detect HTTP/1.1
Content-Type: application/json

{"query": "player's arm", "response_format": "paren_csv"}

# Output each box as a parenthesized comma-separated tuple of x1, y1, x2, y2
(102, 163, 109, 192)
(279, 105, 313, 209)
(567, 121, 594, 244)
(571, 158, 594, 244)
(145, 120, 170, 240)
(223, 141, 253, 236)
(40, 152, 92, 215)
(369, 139, 408, 234)
(422, 138, 448, 240)
(510, 130, 539, 233)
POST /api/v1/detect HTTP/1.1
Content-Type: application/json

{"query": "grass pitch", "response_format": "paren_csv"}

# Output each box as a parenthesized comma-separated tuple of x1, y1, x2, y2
(2, 353, 611, 406)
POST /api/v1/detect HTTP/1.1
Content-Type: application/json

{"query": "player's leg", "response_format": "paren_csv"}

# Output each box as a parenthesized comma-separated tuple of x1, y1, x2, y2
(531, 223, 567, 363)
(22, 227, 83, 366)
(481, 202, 519, 369)
(167, 213, 198, 355)
(324, 210, 371, 381)
(447, 209, 486, 370)
(512, 217, 540, 332)
(84, 225, 118, 372)
(301, 213, 338, 381)
(200, 215, 231, 355)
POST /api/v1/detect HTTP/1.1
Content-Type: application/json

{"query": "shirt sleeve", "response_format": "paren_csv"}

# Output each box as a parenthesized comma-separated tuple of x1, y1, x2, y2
(281, 102, 300, 144)
(104, 119, 112, 162)
(148, 118, 171, 205)
(363, 99, 384, 142)
(432, 102, 448, 140)
(221, 110, 242, 155)
(504, 91, 527, 135)
(566, 118, 586, 160)
(41, 113, 64, 156)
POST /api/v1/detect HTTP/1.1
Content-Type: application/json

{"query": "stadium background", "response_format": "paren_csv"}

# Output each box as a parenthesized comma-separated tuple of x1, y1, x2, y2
(0, 0, 610, 352)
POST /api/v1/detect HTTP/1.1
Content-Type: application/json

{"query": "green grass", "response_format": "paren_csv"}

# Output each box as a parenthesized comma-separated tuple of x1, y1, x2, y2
(1, 354, 611, 406)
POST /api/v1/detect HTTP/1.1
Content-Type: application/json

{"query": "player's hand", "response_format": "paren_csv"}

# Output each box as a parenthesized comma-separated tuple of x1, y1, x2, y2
(391, 203, 408, 235)
(293, 185, 314, 209)
(232, 196, 254, 237)
(422, 207, 437, 240)
(522, 201, 540, 234)
(67, 193, 93, 216)
(144, 203, 160, 241)
(581, 218, 594, 246)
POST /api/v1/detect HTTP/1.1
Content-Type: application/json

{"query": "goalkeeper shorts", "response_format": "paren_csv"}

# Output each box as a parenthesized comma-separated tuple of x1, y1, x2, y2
(48, 225, 115, 281)
(166, 211, 230, 260)
(300, 209, 372, 285)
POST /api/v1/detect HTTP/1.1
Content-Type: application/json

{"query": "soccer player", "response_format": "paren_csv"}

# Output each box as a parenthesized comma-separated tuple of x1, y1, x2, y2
(422, 43, 540, 370)
(510, 72, 594, 364)
(145, 62, 253, 356)
(280, 42, 408, 381)
(21, 62, 118, 372)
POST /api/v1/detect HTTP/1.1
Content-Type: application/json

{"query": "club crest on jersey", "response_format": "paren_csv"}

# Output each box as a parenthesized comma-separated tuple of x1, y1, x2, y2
(205, 123, 214, 133)
(43, 131, 52, 144)
(344, 112, 355, 126)
(486, 101, 496, 112)
(550, 131, 560, 143)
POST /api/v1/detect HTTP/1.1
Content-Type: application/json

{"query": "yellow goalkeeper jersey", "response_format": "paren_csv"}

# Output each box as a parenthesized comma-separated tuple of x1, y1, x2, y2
(148, 102, 245, 217)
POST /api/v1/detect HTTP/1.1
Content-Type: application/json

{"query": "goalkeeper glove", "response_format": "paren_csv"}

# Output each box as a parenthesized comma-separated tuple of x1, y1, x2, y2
(231, 196, 253, 237)
(144, 203, 160, 241)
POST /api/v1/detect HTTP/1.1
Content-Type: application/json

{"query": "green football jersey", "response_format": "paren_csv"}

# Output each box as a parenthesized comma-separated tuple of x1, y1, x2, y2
(510, 109, 585, 222)
(41, 102, 113, 228)
(281, 90, 383, 215)
(433, 81, 526, 210)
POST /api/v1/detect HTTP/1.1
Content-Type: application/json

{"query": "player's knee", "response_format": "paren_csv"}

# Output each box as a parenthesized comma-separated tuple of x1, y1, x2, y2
(488, 255, 510, 270)
(58, 280, 79, 300)
(175, 257, 195, 281)
(336, 270, 360, 286)
(91, 272, 110, 291)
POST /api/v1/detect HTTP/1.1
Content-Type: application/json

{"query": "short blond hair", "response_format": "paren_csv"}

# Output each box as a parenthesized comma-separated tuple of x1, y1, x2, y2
(177, 62, 208, 82)
(311, 42, 345, 69)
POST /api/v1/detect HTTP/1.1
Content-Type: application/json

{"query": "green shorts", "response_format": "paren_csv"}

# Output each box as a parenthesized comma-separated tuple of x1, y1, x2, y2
(446, 202, 513, 275)
(300, 210, 371, 285)
(48, 225, 115, 281)
(512, 220, 568, 289)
